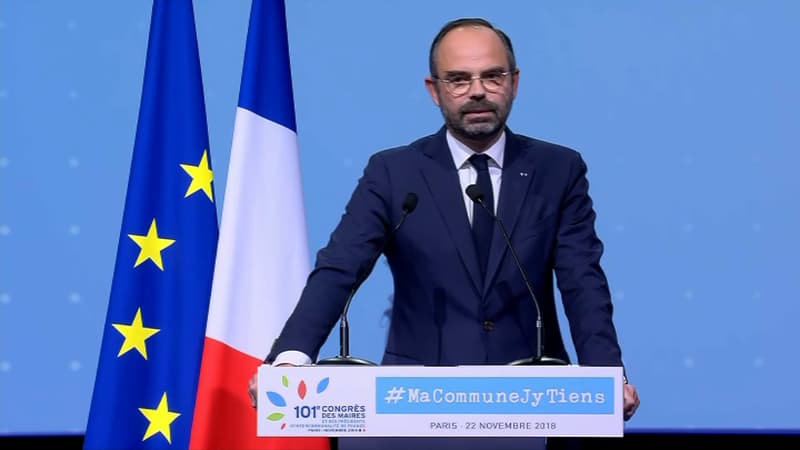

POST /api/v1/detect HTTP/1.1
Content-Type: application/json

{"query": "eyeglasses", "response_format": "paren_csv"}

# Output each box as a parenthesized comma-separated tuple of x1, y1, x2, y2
(434, 71, 511, 97)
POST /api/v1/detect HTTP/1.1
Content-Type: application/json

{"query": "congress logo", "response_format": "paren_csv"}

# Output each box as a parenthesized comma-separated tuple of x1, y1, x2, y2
(265, 376, 330, 429)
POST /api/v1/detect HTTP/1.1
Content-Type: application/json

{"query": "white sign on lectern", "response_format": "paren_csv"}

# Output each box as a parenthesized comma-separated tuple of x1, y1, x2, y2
(257, 365, 623, 438)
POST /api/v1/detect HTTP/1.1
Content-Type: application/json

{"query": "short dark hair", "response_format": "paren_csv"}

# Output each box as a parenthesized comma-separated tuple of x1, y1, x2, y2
(428, 18, 516, 77)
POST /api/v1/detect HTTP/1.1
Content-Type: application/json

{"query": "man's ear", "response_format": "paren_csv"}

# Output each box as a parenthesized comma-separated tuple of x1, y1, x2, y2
(425, 76, 441, 107)
(511, 69, 520, 99)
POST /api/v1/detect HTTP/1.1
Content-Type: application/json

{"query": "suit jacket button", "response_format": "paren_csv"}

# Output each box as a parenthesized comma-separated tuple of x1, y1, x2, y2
(482, 320, 494, 331)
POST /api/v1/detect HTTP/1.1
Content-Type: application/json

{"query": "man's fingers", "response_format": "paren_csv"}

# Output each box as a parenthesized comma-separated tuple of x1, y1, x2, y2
(248, 374, 258, 408)
(622, 384, 640, 421)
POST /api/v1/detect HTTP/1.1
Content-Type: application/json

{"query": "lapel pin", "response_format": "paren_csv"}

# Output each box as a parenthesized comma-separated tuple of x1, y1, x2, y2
(520, 172, 529, 177)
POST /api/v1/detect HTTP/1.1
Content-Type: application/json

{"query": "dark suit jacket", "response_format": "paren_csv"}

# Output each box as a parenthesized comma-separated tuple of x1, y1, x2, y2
(268, 127, 623, 369)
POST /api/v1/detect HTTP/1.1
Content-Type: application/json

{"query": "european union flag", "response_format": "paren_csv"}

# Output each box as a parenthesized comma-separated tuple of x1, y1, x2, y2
(84, 1, 218, 448)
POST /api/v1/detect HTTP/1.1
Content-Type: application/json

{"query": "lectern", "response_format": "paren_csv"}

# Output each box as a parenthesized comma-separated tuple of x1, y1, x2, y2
(257, 365, 624, 439)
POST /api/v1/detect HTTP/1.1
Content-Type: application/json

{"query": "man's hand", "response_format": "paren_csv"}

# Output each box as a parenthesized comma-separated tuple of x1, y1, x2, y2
(623, 383, 640, 421)
(248, 363, 297, 408)
(248, 372, 259, 408)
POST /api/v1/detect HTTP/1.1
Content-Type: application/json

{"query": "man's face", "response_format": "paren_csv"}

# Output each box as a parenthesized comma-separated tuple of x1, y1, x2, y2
(426, 26, 519, 149)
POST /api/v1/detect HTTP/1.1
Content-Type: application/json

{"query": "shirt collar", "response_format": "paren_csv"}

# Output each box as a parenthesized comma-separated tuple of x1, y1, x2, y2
(446, 129, 506, 170)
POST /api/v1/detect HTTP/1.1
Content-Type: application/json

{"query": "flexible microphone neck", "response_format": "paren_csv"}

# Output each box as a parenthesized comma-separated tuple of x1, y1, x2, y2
(317, 192, 418, 366)
(465, 184, 566, 366)
(340, 209, 412, 323)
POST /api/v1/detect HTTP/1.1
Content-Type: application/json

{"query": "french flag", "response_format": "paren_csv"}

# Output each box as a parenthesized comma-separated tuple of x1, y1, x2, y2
(190, 1, 330, 449)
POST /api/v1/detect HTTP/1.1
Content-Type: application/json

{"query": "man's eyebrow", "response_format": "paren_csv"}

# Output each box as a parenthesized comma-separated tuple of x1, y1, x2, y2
(441, 70, 471, 77)
(441, 67, 507, 76)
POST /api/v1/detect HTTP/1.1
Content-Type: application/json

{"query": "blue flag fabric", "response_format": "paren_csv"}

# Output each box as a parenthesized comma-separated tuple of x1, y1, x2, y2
(84, 1, 218, 448)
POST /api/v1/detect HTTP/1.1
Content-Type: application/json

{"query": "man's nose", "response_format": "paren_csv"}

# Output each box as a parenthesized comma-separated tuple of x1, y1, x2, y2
(467, 77, 487, 98)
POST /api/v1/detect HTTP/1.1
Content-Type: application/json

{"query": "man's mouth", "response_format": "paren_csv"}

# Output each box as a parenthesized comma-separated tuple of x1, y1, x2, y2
(463, 110, 494, 119)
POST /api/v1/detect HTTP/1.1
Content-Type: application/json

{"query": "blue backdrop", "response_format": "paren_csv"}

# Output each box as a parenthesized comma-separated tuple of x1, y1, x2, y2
(1, 0, 798, 434)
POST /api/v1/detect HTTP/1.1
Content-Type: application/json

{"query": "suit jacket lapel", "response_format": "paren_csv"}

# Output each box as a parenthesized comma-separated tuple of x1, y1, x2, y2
(484, 130, 535, 297)
(420, 128, 484, 295)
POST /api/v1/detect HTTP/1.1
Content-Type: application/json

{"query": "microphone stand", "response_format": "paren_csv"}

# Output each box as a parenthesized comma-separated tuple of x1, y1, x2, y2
(315, 272, 379, 366)
(317, 193, 418, 366)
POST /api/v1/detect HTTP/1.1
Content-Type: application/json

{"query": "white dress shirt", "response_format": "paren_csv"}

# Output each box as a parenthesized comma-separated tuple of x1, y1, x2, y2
(446, 130, 505, 222)
(272, 130, 507, 366)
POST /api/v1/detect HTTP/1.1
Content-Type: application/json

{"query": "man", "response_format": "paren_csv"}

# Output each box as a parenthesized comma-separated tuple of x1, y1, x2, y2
(250, 17, 639, 449)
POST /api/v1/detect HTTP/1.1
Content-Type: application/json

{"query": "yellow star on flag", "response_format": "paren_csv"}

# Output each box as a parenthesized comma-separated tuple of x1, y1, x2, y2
(112, 307, 160, 359)
(139, 392, 181, 444)
(128, 218, 175, 270)
(180, 149, 214, 201)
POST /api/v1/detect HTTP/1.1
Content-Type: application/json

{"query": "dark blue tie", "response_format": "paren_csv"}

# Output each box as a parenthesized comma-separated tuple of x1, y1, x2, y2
(469, 154, 494, 279)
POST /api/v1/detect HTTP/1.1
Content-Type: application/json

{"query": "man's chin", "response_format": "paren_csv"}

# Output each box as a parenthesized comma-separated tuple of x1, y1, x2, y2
(460, 123, 501, 139)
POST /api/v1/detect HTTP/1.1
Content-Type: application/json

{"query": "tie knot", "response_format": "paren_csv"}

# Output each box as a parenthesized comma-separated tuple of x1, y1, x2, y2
(469, 153, 491, 172)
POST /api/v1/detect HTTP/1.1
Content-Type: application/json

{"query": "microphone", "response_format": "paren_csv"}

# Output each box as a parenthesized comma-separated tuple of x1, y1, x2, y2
(317, 192, 419, 366)
(465, 184, 567, 366)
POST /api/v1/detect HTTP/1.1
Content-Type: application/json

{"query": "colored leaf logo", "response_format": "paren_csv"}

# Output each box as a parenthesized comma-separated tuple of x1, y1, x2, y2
(268, 375, 332, 432)
(317, 377, 330, 394)
(267, 412, 285, 421)
(266, 391, 286, 407)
